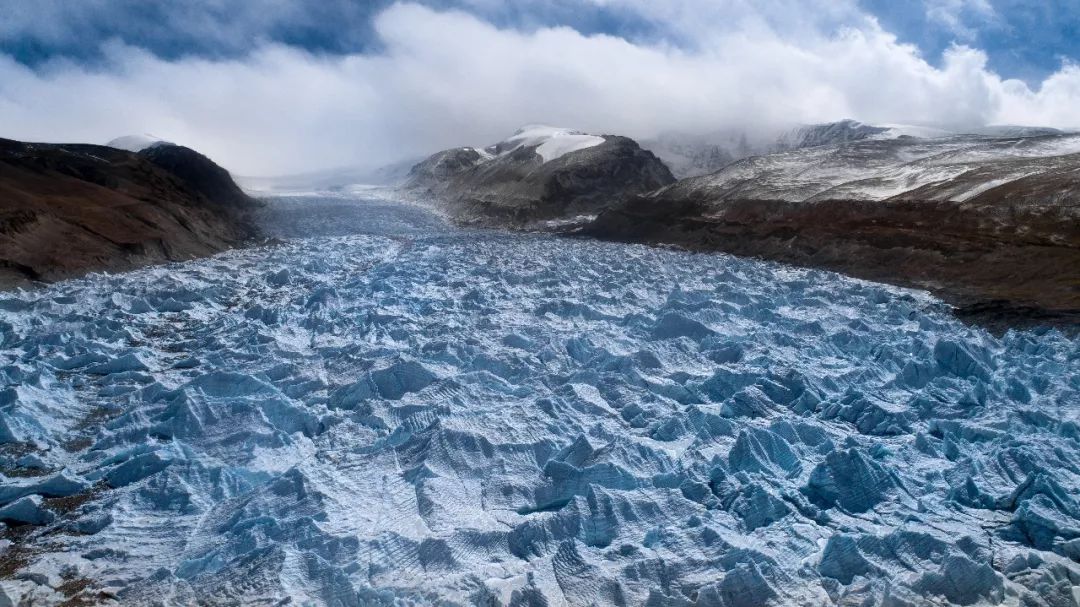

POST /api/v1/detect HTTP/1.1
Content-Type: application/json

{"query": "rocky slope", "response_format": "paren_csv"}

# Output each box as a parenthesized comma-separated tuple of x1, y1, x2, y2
(642, 120, 899, 179)
(405, 125, 674, 227)
(587, 132, 1080, 327)
(0, 138, 258, 287)
(639, 120, 1069, 179)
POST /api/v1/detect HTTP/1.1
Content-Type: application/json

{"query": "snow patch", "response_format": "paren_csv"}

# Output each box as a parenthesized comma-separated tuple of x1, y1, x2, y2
(493, 124, 604, 163)
(872, 124, 956, 140)
(105, 134, 170, 152)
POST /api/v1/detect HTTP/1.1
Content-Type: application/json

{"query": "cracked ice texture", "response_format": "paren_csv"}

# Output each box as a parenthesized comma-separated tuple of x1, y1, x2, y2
(0, 197, 1078, 606)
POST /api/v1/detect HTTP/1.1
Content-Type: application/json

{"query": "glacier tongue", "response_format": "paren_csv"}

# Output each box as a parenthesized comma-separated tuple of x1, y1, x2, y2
(0, 196, 1078, 606)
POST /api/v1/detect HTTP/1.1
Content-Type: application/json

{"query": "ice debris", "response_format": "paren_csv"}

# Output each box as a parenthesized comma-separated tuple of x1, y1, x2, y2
(0, 197, 1077, 605)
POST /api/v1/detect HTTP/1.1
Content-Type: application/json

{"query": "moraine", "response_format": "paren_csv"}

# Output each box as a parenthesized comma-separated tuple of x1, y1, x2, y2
(0, 196, 1078, 605)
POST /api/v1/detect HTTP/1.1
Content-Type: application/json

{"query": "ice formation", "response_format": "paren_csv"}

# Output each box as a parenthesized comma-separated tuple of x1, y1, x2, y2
(0, 197, 1078, 605)
(492, 125, 605, 163)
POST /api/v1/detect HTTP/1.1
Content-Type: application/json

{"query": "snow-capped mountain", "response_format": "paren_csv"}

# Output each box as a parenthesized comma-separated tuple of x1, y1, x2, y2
(775, 119, 890, 150)
(405, 125, 672, 227)
(235, 126, 610, 196)
(642, 120, 897, 179)
(965, 125, 1064, 138)
(663, 130, 1080, 203)
(638, 130, 753, 180)
(640, 120, 1072, 178)
(105, 133, 171, 153)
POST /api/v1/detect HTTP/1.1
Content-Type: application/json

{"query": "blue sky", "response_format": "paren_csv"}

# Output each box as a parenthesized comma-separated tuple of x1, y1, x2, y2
(0, 1, 1077, 174)
(861, 0, 1080, 84)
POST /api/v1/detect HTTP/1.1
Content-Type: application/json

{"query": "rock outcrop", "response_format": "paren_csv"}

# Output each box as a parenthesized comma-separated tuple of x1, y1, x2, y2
(0, 138, 258, 287)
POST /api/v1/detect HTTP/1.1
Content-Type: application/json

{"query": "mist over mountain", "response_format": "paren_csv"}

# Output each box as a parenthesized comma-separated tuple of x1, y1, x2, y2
(642, 119, 1075, 178)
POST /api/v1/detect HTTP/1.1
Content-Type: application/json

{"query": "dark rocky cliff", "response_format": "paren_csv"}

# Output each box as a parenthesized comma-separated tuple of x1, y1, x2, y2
(138, 144, 253, 210)
(0, 138, 258, 286)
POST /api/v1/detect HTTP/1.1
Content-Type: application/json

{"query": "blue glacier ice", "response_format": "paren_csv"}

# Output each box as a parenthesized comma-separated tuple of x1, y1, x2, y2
(0, 196, 1078, 605)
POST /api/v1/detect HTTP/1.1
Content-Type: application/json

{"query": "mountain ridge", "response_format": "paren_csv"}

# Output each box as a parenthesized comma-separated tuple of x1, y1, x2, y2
(640, 119, 1074, 179)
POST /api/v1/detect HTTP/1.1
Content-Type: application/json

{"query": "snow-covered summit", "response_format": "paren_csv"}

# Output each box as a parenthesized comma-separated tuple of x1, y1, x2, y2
(643, 120, 1072, 179)
(405, 125, 672, 226)
(869, 123, 956, 140)
(663, 129, 1080, 204)
(488, 124, 605, 163)
(105, 134, 171, 153)
(777, 119, 890, 149)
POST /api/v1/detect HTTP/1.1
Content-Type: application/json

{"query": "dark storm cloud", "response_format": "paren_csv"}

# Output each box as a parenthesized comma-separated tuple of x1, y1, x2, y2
(0, 0, 664, 66)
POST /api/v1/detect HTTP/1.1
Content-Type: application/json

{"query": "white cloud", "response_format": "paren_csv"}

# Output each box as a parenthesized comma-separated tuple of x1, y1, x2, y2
(0, 2, 1077, 175)
(924, 0, 997, 40)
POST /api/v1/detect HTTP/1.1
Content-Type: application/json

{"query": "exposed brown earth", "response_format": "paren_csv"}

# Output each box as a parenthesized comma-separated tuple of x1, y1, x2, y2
(586, 192, 1080, 330)
(0, 138, 258, 287)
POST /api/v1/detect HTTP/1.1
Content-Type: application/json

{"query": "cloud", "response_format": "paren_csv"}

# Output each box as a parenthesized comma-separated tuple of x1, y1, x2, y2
(924, 0, 997, 40)
(0, 2, 1077, 175)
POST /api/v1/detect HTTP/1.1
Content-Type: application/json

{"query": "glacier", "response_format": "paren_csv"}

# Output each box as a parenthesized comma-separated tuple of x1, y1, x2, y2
(0, 196, 1078, 605)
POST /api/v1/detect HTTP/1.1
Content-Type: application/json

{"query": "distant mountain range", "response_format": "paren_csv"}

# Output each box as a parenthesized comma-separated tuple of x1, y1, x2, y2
(231, 119, 1072, 193)
(403, 125, 673, 227)
(406, 120, 1079, 217)
(640, 120, 1070, 178)
(650, 129, 1080, 204)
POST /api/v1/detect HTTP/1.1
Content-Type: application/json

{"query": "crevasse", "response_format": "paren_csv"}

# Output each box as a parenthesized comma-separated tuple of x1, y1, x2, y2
(0, 197, 1077, 605)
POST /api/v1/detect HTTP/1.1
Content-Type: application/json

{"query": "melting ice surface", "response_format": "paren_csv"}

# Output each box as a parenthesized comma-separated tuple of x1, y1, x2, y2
(1, 197, 1079, 606)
